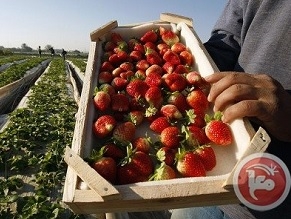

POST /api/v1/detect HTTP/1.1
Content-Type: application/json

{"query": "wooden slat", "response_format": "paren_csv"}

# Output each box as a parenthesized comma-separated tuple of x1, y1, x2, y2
(64, 146, 121, 201)
(160, 13, 193, 27)
(90, 20, 118, 42)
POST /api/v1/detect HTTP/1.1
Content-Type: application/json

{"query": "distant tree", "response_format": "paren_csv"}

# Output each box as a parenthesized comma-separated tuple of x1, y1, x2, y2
(21, 43, 33, 52)
(45, 45, 54, 51)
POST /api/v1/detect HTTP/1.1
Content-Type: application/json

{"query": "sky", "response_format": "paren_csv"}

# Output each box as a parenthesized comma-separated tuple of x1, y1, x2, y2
(0, 0, 227, 52)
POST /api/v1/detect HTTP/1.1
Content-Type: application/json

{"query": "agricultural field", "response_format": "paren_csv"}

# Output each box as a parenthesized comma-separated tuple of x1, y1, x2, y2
(0, 55, 97, 219)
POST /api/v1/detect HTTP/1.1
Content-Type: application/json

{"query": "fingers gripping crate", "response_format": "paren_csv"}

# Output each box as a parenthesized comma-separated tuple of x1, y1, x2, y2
(62, 13, 270, 214)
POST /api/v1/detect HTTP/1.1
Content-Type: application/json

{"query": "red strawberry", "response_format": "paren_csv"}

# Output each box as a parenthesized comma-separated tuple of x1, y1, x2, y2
(173, 64, 190, 74)
(186, 88, 209, 115)
(93, 90, 111, 111)
(112, 121, 136, 143)
(144, 86, 163, 109)
(111, 77, 128, 91)
(179, 50, 194, 66)
(111, 32, 123, 43)
(185, 71, 210, 90)
(176, 150, 206, 177)
(128, 38, 140, 51)
(162, 62, 175, 74)
(195, 145, 217, 171)
(120, 62, 134, 71)
(185, 109, 206, 128)
(183, 125, 210, 147)
(149, 162, 176, 181)
(145, 72, 162, 87)
(126, 78, 149, 98)
(115, 41, 128, 53)
(103, 41, 116, 52)
(145, 64, 164, 76)
(93, 115, 116, 138)
(140, 29, 158, 43)
(117, 148, 154, 184)
(163, 50, 181, 65)
(98, 71, 113, 84)
(120, 70, 134, 80)
(132, 136, 152, 153)
(167, 91, 189, 113)
(127, 110, 144, 126)
(134, 43, 145, 54)
(111, 93, 129, 112)
(160, 104, 183, 120)
(144, 42, 157, 51)
(157, 43, 170, 56)
(103, 143, 125, 161)
(136, 59, 150, 71)
(163, 73, 187, 92)
(156, 146, 176, 166)
(99, 83, 116, 96)
(135, 69, 146, 79)
(91, 156, 117, 184)
(145, 48, 163, 65)
(160, 126, 181, 149)
(171, 42, 187, 54)
(205, 112, 233, 146)
(161, 29, 179, 46)
(149, 116, 171, 134)
(112, 67, 124, 77)
(129, 50, 143, 61)
(100, 61, 114, 72)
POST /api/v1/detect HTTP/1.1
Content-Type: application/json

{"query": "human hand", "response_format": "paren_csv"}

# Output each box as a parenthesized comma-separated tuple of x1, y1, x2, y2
(205, 72, 291, 142)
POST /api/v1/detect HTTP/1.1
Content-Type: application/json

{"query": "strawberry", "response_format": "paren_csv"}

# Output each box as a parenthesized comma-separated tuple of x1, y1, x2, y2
(205, 112, 233, 146)
(163, 73, 187, 92)
(163, 50, 181, 65)
(111, 32, 123, 43)
(136, 59, 150, 71)
(149, 116, 171, 134)
(145, 48, 163, 65)
(93, 115, 116, 138)
(120, 70, 134, 80)
(173, 64, 190, 74)
(135, 69, 146, 79)
(144, 42, 157, 51)
(126, 110, 144, 126)
(112, 67, 124, 77)
(115, 41, 128, 53)
(160, 104, 183, 120)
(160, 126, 181, 149)
(157, 43, 170, 56)
(144, 86, 163, 109)
(166, 91, 189, 113)
(128, 38, 140, 51)
(195, 145, 217, 171)
(182, 125, 210, 147)
(112, 121, 136, 143)
(176, 149, 206, 177)
(93, 90, 111, 111)
(117, 147, 154, 184)
(185, 71, 210, 90)
(132, 136, 152, 153)
(98, 71, 113, 84)
(156, 146, 176, 166)
(134, 43, 145, 54)
(184, 109, 206, 128)
(161, 29, 179, 46)
(126, 78, 149, 99)
(111, 77, 128, 91)
(179, 50, 194, 66)
(145, 64, 164, 76)
(140, 29, 158, 43)
(103, 41, 116, 52)
(91, 156, 117, 184)
(111, 93, 130, 112)
(162, 61, 175, 74)
(129, 50, 143, 61)
(149, 162, 176, 181)
(99, 83, 116, 96)
(171, 42, 187, 54)
(186, 88, 209, 115)
(103, 143, 125, 161)
(145, 72, 162, 87)
(100, 61, 114, 72)
(120, 62, 134, 71)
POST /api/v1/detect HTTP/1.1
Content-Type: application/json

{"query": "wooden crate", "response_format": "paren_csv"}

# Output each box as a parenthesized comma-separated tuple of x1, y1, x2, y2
(62, 13, 271, 214)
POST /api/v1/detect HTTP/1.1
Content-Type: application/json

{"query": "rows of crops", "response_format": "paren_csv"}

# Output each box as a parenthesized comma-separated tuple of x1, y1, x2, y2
(0, 56, 90, 218)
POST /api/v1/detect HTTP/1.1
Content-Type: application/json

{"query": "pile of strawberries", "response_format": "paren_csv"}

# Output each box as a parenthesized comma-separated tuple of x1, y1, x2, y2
(87, 26, 233, 185)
